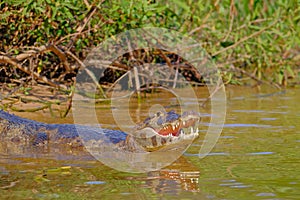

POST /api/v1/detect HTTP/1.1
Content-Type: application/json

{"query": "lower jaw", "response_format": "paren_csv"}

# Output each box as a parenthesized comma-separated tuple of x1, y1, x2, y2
(158, 126, 199, 139)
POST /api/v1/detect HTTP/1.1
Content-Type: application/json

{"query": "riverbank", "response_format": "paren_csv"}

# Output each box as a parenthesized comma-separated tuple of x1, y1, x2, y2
(1, 0, 299, 91)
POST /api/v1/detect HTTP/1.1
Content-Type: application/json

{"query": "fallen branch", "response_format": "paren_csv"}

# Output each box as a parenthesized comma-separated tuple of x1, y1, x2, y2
(0, 55, 63, 89)
(1, 44, 71, 72)
(65, 50, 107, 98)
(47, 44, 70, 71)
(0, 180, 20, 190)
(10, 105, 49, 112)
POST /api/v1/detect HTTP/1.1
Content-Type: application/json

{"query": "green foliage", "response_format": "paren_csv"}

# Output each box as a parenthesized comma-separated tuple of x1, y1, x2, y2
(0, 0, 299, 86)
(174, 0, 299, 85)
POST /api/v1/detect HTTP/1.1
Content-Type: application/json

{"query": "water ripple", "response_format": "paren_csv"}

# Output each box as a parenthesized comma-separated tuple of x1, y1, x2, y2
(256, 192, 276, 197)
(247, 152, 274, 155)
(185, 152, 275, 157)
(260, 117, 277, 121)
(201, 122, 295, 129)
(184, 152, 230, 157)
(233, 110, 288, 114)
(85, 181, 106, 185)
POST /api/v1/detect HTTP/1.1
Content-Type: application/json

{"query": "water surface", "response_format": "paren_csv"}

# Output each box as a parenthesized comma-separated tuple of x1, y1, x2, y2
(0, 86, 299, 199)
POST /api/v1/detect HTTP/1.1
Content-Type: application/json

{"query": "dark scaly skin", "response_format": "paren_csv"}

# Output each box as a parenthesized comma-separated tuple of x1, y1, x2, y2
(0, 110, 200, 152)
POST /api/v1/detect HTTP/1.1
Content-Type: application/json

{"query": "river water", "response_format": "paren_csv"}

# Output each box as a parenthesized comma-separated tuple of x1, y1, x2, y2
(0, 86, 299, 199)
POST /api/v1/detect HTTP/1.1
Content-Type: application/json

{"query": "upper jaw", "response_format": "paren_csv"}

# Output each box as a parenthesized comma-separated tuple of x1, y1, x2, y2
(136, 110, 200, 138)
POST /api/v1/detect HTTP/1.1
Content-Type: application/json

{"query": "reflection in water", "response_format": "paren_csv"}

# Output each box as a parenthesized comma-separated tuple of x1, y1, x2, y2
(144, 157, 200, 193)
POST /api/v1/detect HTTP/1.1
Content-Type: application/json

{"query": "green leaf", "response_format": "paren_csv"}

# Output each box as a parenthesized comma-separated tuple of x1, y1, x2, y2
(62, 2, 80, 10)
(172, 0, 191, 12)
(35, 6, 45, 13)
(286, 65, 295, 77)
(220, 41, 234, 47)
(52, 6, 58, 19)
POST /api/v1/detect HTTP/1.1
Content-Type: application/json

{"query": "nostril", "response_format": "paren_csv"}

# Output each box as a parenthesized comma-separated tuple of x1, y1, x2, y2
(157, 117, 163, 125)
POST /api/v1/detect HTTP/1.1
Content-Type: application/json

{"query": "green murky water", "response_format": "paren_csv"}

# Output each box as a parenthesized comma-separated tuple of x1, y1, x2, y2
(0, 87, 299, 199)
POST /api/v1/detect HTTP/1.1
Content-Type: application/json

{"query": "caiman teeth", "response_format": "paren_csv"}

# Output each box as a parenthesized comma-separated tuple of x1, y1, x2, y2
(172, 125, 176, 130)
(180, 129, 184, 136)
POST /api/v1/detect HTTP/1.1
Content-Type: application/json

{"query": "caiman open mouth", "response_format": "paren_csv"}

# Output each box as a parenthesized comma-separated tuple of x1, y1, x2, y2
(155, 117, 199, 137)
(136, 110, 200, 138)
(132, 110, 200, 151)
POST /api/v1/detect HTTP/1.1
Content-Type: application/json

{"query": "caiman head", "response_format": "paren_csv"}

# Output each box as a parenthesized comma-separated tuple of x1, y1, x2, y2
(126, 110, 200, 152)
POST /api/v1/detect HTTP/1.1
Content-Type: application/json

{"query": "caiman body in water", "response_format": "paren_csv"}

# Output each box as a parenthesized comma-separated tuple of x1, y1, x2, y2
(0, 110, 200, 153)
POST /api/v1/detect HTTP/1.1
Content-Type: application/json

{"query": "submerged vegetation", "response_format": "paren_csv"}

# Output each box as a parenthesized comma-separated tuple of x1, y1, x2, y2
(0, 0, 299, 113)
